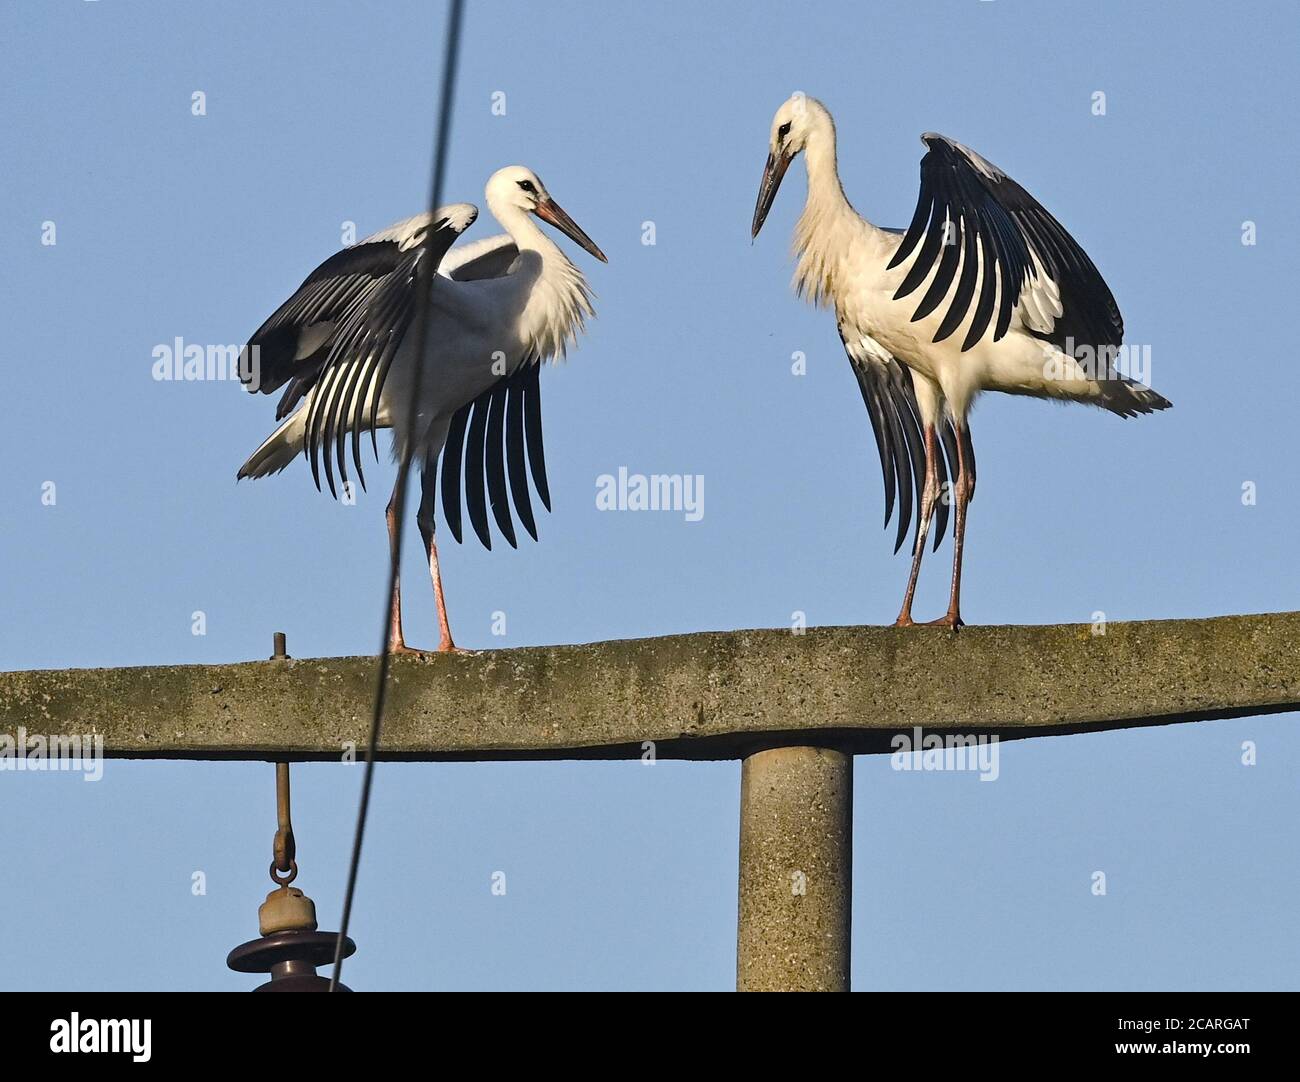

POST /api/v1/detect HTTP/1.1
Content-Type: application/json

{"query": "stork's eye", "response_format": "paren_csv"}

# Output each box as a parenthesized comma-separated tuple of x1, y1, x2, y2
(778, 122, 791, 139)
(517, 180, 536, 194)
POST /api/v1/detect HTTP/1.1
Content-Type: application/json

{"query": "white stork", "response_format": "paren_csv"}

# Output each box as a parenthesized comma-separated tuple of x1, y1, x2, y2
(237, 166, 607, 653)
(751, 95, 1170, 628)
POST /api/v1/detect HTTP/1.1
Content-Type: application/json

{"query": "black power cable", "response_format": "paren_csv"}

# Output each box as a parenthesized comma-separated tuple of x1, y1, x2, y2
(331, 0, 467, 992)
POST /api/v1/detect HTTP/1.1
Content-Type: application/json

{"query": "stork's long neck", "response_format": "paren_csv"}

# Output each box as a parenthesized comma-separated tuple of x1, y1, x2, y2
(490, 200, 595, 363)
(792, 112, 887, 309)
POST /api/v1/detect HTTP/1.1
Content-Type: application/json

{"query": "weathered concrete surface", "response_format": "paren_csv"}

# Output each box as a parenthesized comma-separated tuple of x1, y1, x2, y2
(1, 613, 1298, 761)
(737, 746, 852, 991)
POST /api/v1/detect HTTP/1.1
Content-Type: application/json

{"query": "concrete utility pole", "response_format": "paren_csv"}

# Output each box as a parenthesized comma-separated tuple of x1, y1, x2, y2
(4, 613, 1299, 991)
(737, 746, 852, 991)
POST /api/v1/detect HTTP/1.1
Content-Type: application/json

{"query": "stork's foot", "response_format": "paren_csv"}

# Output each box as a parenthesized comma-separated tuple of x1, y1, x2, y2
(920, 611, 964, 631)
(892, 613, 963, 630)
(388, 640, 477, 657)
(389, 641, 437, 658)
(436, 641, 477, 656)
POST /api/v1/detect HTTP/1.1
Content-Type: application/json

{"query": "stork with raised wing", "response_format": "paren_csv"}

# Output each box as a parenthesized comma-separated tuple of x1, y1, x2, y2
(751, 95, 1170, 629)
(237, 166, 607, 653)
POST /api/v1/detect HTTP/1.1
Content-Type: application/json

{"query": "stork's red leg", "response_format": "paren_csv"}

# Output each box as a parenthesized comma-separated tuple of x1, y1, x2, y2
(893, 424, 941, 627)
(925, 422, 971, 630)
(416, 467, 473, 655)
(417, 520, 461, 653)
(385, 479, 417, 654)
(383, 474, 447, 657)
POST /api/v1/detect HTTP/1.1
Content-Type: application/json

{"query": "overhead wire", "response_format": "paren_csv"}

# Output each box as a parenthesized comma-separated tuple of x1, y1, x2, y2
(330, 0, 467, 992)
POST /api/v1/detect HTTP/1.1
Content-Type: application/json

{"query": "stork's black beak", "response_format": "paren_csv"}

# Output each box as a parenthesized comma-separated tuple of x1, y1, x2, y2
(534, 195, 608, 263)
(751, 148, 792, 239)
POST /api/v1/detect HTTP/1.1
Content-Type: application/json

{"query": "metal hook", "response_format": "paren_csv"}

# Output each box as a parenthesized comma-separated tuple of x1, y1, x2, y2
(272, 761, 296, 878)
(270, 633, 296, 883)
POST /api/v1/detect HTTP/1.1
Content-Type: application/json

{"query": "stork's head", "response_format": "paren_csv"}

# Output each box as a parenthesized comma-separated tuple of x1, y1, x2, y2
(752, 94, 826, 239)
(486, 165, 607, 262)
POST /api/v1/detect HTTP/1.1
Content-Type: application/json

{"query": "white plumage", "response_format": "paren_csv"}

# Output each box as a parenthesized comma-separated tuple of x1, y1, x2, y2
(238, 166, 606, 652)
(752, 96, 1170, 628)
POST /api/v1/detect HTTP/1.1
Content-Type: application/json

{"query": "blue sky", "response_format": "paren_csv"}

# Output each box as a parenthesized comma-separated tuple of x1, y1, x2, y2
(1, 0, 1297, 990)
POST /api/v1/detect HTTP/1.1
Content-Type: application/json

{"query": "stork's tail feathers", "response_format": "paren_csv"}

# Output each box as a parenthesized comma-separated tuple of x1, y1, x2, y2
(1099, 377, 1173, 419)
(237, 410, 306, 480)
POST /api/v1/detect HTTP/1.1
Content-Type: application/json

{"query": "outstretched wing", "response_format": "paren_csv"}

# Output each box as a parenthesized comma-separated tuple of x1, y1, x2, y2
(840, 330, 971, 555)
(241, 206, 477, 497)
(426, 234, 548, 551)
(241, 208, 477, 419)
(433, 360, 550, 552)
(888, 133, 1122, 355)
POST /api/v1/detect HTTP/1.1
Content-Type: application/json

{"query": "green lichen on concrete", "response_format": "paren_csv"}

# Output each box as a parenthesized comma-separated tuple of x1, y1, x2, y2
(2, 613, 1298, 762)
